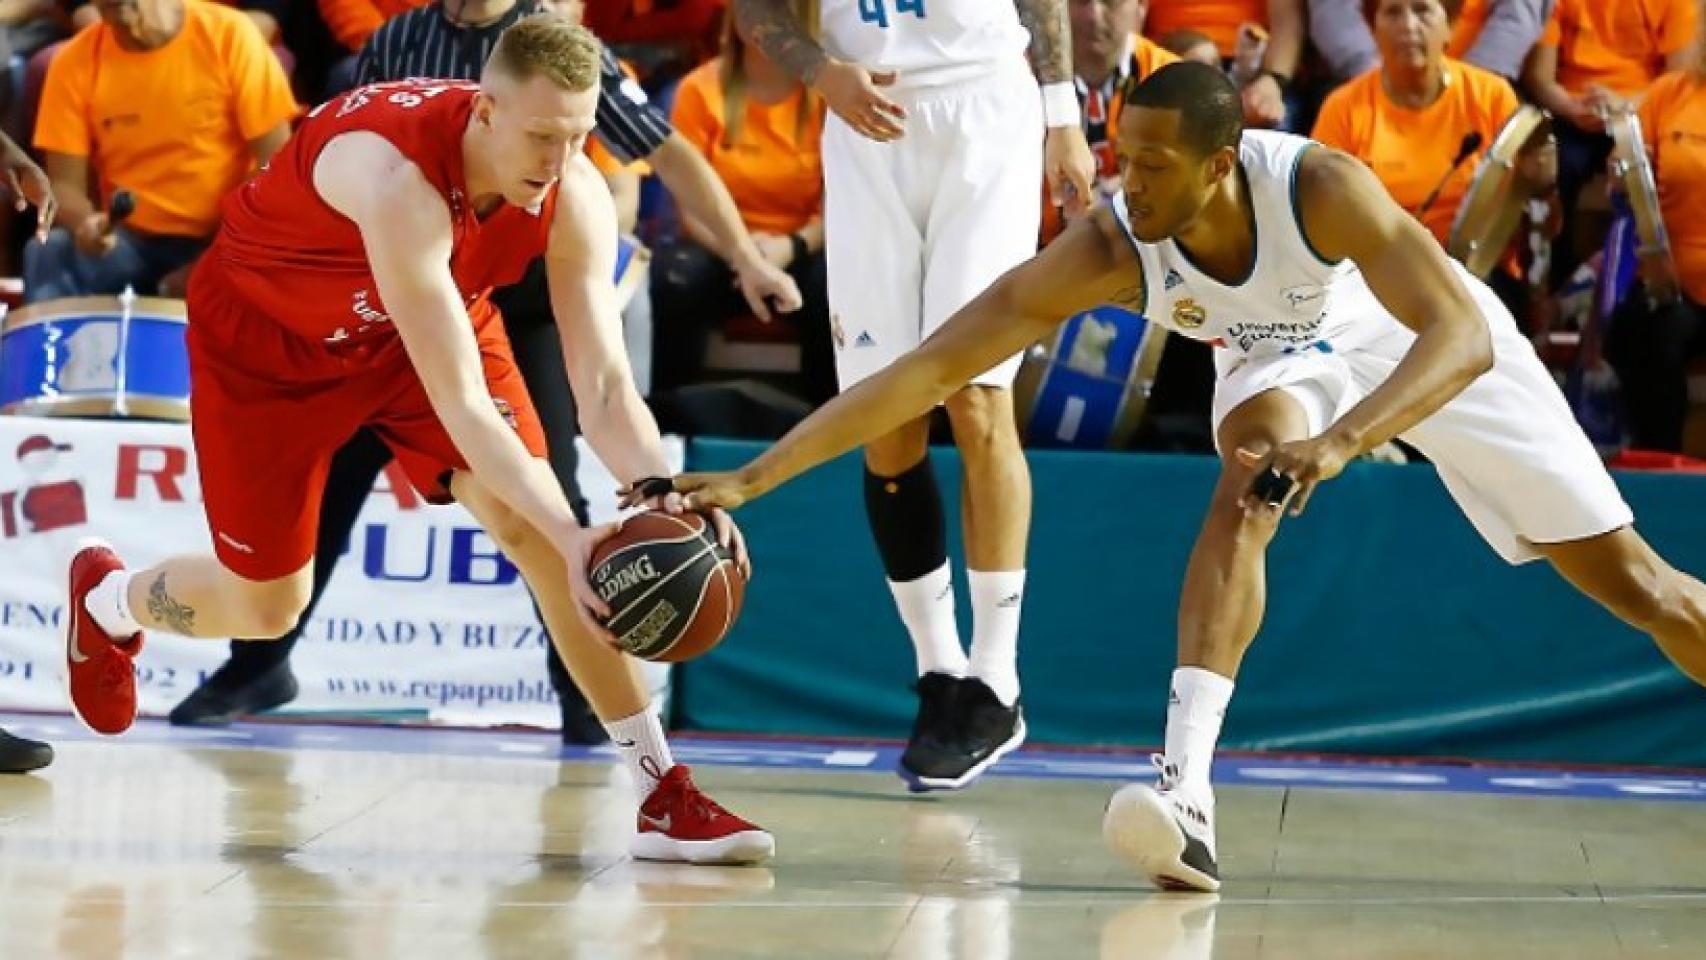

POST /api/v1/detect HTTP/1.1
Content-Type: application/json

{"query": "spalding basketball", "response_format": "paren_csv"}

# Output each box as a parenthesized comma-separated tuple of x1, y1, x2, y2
(588, 511, 746, 662)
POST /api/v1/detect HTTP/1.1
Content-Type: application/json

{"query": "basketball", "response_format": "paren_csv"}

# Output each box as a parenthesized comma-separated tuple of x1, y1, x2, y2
(587, 510, 746, 662)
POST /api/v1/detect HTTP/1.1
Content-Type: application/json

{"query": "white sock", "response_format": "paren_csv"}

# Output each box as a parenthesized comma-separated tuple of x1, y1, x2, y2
(1163, 667, 1234, 798)
(604, 707, 674, 800)
(889, 563, 967, 677)
(966, 569, 1025, 706)
(83, 570, 140, 637)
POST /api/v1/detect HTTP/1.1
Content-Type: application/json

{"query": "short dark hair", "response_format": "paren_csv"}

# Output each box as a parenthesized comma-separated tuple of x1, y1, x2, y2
(1123, 62, 1242, 157)
(1362, 0, 1463, 27)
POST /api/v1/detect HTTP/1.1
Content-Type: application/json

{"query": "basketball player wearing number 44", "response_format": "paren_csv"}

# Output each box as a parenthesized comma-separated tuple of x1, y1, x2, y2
(630, 62, 1706, 892)
(729, 0, 1096, 793)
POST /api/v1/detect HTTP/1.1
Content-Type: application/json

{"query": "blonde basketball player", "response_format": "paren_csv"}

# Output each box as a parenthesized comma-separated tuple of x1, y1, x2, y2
(731, 0, 1095, 790)
(634, 63, 1706, 889)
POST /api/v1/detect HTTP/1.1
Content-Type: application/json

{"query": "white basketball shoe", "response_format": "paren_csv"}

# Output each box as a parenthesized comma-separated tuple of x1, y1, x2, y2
(1102, 756, 1221, 893)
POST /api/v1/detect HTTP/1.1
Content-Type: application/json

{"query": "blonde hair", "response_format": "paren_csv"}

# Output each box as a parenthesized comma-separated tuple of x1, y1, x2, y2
(719, 0, 820, 147)
(487, 13, 602, 92)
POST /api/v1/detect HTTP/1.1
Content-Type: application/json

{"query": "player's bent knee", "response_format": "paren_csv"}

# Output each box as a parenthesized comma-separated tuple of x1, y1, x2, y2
(236, 585, 310, 639)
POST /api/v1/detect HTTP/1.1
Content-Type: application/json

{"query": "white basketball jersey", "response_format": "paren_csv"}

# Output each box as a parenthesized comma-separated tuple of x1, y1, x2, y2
(819, 0, 1029, 89)
(1112, 131, 1399, 360)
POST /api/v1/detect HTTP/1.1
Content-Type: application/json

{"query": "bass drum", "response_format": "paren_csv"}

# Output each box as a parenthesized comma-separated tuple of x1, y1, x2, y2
(0, 293, 190, 421)
(1448, 104, 1552, 279)
(1012, 306, 1169, 449)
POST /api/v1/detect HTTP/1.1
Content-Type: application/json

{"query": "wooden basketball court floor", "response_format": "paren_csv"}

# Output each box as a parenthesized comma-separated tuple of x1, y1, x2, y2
(2, 716, 1704, 959)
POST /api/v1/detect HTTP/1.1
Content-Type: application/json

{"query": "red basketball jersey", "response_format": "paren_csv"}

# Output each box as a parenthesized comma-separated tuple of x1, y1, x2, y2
(210, 80, 558, 346)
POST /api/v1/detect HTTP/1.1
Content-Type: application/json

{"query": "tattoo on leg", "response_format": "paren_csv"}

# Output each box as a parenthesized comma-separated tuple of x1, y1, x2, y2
(147, 572, 197, 635)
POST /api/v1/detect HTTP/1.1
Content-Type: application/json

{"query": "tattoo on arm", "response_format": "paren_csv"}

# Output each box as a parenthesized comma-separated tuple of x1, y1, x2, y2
(1015, 0, 1072, 85)
(734, 0, 829, 85)
(147, 572, 196, 635)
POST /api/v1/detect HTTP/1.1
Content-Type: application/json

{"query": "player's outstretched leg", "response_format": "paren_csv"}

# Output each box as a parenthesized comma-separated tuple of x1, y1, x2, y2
(934, 384, 1031, 788)
(1103, 391, 1310, 893)
(65, 541, 314, 736)
(449, 471, 773, 865)
(1537, 527, 1706, 687)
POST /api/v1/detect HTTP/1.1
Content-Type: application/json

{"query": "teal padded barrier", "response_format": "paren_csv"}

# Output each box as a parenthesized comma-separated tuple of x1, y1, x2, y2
(673, 439, 1706, 768)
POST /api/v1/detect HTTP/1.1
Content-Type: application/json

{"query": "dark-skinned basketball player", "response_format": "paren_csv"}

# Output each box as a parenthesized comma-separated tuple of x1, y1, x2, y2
(627, 63, 1706, 891)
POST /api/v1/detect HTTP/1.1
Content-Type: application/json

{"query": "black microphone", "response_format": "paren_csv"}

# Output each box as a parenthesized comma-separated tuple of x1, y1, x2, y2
(1416, 132, 1484, 219)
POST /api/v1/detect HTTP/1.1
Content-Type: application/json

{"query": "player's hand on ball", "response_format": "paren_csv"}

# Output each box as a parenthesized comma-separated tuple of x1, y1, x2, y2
(1044, 125, 1096, 219)
(565, 522, 620, 641)
(814, 58, 907, 142)
(1235, 433, 1355, 517)
(705, 507, 752, 579)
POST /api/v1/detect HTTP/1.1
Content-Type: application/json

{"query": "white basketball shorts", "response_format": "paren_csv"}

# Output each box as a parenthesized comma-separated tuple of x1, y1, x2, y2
(822, 59, 1043, 392)
(1211, 274, 1633, 563)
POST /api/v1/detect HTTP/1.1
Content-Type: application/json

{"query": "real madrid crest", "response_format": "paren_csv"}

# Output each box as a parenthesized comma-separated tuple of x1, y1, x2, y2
(1172, 297, 1207, 330)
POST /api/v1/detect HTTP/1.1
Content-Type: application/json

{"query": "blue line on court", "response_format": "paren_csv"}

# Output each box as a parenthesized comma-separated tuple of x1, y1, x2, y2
(5, 712, 1706, 804)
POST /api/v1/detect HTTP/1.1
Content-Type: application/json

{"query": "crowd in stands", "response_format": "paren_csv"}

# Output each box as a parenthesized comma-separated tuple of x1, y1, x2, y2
(3, 0, 1704, 456)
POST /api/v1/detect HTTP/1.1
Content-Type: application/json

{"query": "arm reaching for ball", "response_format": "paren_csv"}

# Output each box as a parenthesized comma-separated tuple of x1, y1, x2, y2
(620, 207, 1145, 512)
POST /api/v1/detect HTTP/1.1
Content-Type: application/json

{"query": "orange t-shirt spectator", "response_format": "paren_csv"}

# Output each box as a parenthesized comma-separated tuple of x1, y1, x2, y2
(27, 0, 296, 303)
(1640, 69, 1706, 305)
(1143, 0, 1304, 129)
(669, 53, 824, 237)
(651, 18, 835, 404)
(1552, 0, 1696, 98)
(1314, 59, 1518, 247)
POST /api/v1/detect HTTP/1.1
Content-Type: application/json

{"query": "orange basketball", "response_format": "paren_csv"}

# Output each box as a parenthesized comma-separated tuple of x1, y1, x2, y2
(587, 511, 746, 662)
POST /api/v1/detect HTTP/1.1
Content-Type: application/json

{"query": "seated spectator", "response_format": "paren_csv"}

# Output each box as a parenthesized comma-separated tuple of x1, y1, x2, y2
(1313, 0, 1525, 253)
(1605, 48, 1706, 452)
(25, 0, 296, 303)
(651, 10, 832, 403)
(1523, 0, 1697, 276)
(1311, 0, 1553, 84)
(1160, 28, 1221, 66)
(1141, 0, 1303, 128)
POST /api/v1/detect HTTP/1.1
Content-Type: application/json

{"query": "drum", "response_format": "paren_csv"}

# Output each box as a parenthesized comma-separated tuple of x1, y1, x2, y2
(1013, 306, 1169, 449)
(1607, 108, 1679, 307)
(0, 293, 190, 421)
(1448, 104, 1553, 279)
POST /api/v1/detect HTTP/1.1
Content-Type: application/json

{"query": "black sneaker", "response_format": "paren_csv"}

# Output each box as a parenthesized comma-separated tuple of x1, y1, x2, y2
(168, 661, 299, 727)
(0, 727, 52, 774)
(897, 672, 963, 791)
(899, 675, 1027, 793)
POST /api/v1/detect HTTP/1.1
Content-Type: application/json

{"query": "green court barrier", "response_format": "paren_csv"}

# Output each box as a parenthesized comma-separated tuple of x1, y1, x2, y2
(673, 439, 1706, 768)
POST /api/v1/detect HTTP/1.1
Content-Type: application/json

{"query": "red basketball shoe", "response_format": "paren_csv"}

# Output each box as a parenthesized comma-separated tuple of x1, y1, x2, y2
(64, 541, 144, 735)
(630, 764, 775, 864)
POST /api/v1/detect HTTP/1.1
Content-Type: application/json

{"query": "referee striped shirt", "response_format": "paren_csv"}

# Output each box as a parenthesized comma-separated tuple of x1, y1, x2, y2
(354, 2, 673, 163)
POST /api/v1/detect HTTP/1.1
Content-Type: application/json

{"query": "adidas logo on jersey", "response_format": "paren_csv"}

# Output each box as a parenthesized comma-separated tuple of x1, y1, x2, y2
(854, 331, 877, 348)
(1164, 269, 1184, 291)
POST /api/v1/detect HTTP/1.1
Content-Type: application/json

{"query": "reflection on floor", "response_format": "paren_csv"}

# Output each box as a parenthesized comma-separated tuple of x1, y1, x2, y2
(2, 716, 1703, 959)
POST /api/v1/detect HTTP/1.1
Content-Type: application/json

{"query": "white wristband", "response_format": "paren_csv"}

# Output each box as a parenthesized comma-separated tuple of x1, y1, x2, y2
(1040, 81, 1080, 128)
